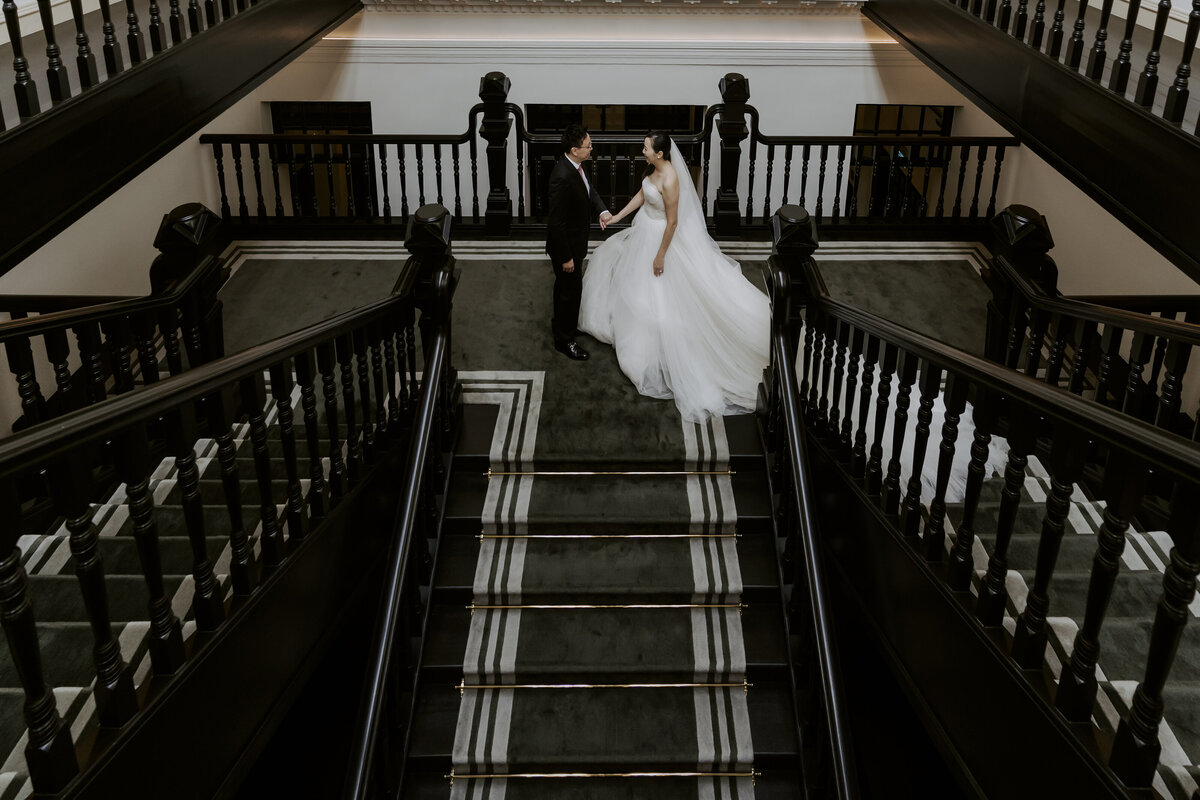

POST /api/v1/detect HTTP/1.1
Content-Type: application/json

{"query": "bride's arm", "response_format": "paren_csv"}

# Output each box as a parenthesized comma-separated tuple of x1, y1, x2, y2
(605, 189, 644, 227)
(653, 175, 680, 276)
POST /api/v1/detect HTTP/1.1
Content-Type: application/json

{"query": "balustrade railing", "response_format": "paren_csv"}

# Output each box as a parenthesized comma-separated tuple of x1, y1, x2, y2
(947, 0, 1200, 132)
(0, 210, 447, 793)
(0, 204, 227, 432)
(201, 71, 1020, 239)
(985, 205, 1200, 440)
(771, 204, 1200, 793)
(0, 0, 262, 131)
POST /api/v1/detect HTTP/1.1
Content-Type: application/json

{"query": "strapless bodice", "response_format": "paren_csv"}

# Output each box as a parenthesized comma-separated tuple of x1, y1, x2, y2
(641, 178, 666, 221)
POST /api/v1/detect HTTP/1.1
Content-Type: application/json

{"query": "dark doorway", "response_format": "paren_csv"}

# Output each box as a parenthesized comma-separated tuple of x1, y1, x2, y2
(524, 104, 707, 218)
(270, 101, 375, 217)
(848, 104, 957, 218)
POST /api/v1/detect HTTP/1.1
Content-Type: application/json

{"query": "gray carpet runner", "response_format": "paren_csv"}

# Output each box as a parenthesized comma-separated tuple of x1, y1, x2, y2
(451, 373, 755, 800)
(940, 455, 1200, 800)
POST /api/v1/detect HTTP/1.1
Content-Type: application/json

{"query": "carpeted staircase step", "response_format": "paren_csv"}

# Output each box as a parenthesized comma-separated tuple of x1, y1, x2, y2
(155, 477, 316, 507)
(0, 623, 140, 689)
(469, 536, 743, 603)
(21, 531, 232, 578)
(435, 531, 779, 603)
(1007, 569, 1164, 619)
(20, 574, 204, 623)
(461, 606, 747, 682)
(453, 686, 753, 771)
(1087, 620, 1200, 683)
(449, 776, 757, 800)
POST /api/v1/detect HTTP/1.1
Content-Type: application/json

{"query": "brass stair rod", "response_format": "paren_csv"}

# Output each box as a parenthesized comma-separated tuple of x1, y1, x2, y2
(458, 680, 751, 692)
(470, 603, 745, 610)
(449, 770, 759, 782)
(487, 469, 734, 477)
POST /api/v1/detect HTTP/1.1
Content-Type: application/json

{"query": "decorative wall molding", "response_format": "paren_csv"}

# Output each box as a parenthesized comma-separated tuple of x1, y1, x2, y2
(306, 38, 923, 67)
(361, 0, 864, 14)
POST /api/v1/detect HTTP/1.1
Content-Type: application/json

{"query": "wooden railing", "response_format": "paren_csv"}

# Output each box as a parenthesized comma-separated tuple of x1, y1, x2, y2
(762, 206, 860, 799)
(0, 225, 445, 795)
(0, 204, 228, 432)
(985, 205, 1200, 440)
(200, 71, 1020, 239)
(770, 204, 1200, 795)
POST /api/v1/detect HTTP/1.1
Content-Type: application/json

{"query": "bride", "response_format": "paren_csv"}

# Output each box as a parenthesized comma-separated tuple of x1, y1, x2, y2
(578, 131, 771, 422)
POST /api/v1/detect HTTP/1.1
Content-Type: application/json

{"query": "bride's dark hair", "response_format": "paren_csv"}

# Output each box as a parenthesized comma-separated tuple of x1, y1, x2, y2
(644, 131, 672, 177)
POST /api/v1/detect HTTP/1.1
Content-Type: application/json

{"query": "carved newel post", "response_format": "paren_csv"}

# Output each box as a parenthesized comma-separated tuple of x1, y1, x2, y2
(765, 205, 819, 421)
(478, 72, 513, 237)
(407, 204, 462, 448)
(715, 73, 751, 237)
(150, 203, 228, 365)
(983, 204, 1056, 368)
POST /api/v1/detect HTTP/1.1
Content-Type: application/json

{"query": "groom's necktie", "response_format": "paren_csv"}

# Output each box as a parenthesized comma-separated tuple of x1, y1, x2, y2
(577, 164, 588, 193)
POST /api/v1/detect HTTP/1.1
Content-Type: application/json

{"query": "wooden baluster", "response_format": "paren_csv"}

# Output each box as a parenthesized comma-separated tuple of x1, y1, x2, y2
(969, 145, 988, 220)
(1109, 486, 1200, 787)
(799, 315, 815, 417)
(1048, 0, 1068, 56)
(840, 326, 864, 452)
(211, 143, 231, 219)
(1023, 307, 1050, 378)
(827, 319, 848, 439)
(383, 319, 399, 432)
(405, 303, 418, 406)
(353, 329, 376, 463)
(745, 139, 757, 224)
(1055, 455, 1146, 719)
(394, 316, 411, 416)
(469, 137, 480, 223)
(317, 342, 346, 506)
(850, 145, 864, 220)
(810, 311, 829, 427)
(294, 351, 327, 523)
(44, 329, 79, 417)
(1155, 340, 1191, 433)
(1122, 331, 1154, 419)
(133, 312, 162, 386)
(920, 371, 967, 562)
(305, 144, 319, 216)
(799, 144, 810, 209)
(434, 143, 445, 208)
(347, 143, 360, 218)
(187, 0, 203, 35)
(98, 0, 123, 77)
(951, 145, 970, 219)
(1066, 319, 1099, 395)
(219, 0, 231, 19)
(48, 456, 138, 726)
(158, 306, 185, 376)
(1135, 0, 1173, 107)
(286, 144, 303, 217)
(1110, 0, 1143, 93)
(167, 404, 225, 631)
(1043, 313, 1069, 388)
(117, 422, 186, 672)
(987, 145, 1006, 219)
(322, 143, 337, 216)
(240, 375, 283, 570)
(167, 0, 185, 45)
(1011, 425, 1086, 668)
(867, 343, 897, 497)
(1015, 0, 1030, 40)
(935, 144, 951, 219)
(0, 480, 78, 792)
(5, 339, 47, 425)
(985, 0, 999, 26)
(398, 144, 410, 221)
(902, 363, 943, 540)
(1163, 0, 1199, 124)
(882, 145, 899, 218)
(415, 144, 426, 208)
(377, 142, 392, 222)
(369, 321, 387, 440)
(977, 407, 1038, 625)
(947, 386, 994, 589)
(1096, 324, 1125, 407)
(100, 317, 134, 395)
(852, 335, 880, 480)
(462, 143, 472, 223)
(204, 0, 218, 27)
(146, 0, 163, 53)
(832, 145, 845, 222)
(68, 0, 99, 89)
(269, 362, 308, 543)
(34, 0, 71, 103)
(267, 143, 284, 217)
(1087, 0, 1116, 81)
(70, 321, 106, 407)
(336, 335, 362, 485)
(250, 144, 267, 217)
(1031, 0, 1048, 47)
(883, 351, 919, 517)
(125, 0, 147, 64)
(999, 0, 1014, 31)
(762, 143, 775, 221)
(207, 388, 257, 597)
(232, 144, 249, 219)
(781, 144, 793, 205)
(917, 144, 933, 217)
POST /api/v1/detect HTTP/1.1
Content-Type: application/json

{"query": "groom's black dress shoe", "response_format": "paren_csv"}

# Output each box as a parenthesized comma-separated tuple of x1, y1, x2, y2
(556, 341, 590, 361)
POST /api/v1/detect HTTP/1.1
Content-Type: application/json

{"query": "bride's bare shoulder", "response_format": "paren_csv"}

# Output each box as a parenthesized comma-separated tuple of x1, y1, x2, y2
(662, 162, 680, 187)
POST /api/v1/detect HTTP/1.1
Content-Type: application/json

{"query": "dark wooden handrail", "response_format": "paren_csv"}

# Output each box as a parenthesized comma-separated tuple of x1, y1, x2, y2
(0, 295, 134, 314)
(0, 253, 222, 343)
(0, 287, 409, 479)
(771, 262, 860, 799)
(991, 253, 1200, 346)
(1064, 294, 1200, 315)
(808, 261, 1200, 481)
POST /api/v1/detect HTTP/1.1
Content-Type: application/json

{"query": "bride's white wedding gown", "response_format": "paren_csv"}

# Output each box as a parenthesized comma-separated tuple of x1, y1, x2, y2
(579, 177, 771, 422)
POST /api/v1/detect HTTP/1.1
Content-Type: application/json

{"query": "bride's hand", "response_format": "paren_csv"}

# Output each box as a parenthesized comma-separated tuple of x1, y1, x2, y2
(599, 211, 614, 230)
(652, 255, 665, 277)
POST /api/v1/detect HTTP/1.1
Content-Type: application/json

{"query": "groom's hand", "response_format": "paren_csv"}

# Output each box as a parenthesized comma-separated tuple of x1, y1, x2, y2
(599, 211, 613, 230)
(562, 259, 575, 273)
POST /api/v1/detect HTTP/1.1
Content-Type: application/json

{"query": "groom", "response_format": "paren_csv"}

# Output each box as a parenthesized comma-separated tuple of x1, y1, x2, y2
(546, 124, 611, 360)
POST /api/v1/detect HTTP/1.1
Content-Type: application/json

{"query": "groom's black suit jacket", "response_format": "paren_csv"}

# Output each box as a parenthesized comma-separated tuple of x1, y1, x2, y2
(545, 156, 608, 265)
